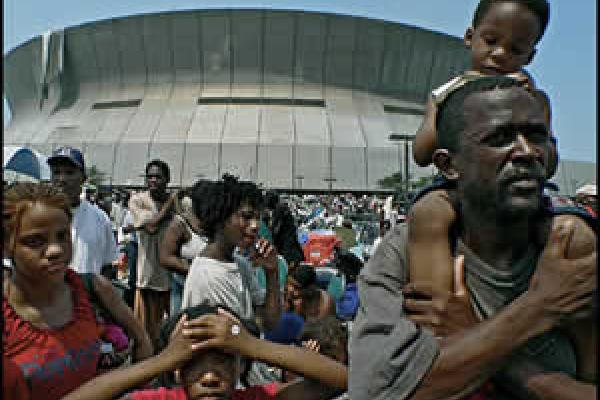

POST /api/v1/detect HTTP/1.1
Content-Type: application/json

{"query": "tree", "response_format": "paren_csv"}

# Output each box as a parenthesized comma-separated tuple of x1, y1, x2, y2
(85, 165, 107, 187)
(377, 172, 404, 190)
(411, 175, 435, 191)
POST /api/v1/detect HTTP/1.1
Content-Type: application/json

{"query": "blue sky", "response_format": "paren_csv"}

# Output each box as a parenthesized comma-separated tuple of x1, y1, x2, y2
(4, 0, 596, 162)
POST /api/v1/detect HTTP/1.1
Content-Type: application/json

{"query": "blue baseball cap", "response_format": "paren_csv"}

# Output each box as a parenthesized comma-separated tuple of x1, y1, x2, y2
(47, 146, 85, 171)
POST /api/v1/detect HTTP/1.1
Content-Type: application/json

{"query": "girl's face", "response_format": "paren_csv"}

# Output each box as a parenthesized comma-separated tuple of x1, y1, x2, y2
(8, 202, 72, 281)
(222, 204, 259, 250)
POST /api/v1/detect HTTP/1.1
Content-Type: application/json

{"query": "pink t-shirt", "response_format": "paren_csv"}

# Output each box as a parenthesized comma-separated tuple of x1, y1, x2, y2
(130, 383, 279, 400)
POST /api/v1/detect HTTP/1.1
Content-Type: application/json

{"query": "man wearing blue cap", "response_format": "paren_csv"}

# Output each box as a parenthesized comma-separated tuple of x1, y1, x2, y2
(48, 146, 118, 275)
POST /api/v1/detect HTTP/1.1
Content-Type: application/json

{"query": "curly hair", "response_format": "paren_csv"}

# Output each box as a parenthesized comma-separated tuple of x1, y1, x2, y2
(190, 174, 263, 241)
(3, 182, 72, 250)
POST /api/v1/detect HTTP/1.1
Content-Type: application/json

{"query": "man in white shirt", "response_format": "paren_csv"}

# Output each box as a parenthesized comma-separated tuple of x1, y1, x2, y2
(48, 146, 118, 275)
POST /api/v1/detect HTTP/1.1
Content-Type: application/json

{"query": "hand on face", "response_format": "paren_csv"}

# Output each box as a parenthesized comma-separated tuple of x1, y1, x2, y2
(250, 238, 278, 271)
(182, 309, 253, 357)
(403, 255, 479, 338)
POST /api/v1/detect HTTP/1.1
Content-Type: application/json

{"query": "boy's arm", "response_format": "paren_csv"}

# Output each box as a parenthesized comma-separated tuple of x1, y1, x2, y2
(413, 96, 438, 166)
(407, 189, 456, 291)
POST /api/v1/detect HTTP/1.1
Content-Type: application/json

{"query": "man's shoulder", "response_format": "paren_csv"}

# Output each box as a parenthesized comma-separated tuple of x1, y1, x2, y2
(77, 200, 112, 226)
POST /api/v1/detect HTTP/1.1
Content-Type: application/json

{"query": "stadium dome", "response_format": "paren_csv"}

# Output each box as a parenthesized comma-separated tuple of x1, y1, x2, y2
(3, 9, 470, 190)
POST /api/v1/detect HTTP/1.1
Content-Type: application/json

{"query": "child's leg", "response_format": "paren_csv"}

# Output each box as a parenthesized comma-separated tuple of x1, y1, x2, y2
(407, 189, 456, 292)
(546, 214, 596, 382)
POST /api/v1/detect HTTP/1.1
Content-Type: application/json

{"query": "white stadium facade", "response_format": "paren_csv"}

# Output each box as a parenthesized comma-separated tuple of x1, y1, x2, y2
(4, 9, 595, 194)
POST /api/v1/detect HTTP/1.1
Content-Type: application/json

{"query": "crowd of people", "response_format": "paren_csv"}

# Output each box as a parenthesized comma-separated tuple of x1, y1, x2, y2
(3, 1, 598, 399)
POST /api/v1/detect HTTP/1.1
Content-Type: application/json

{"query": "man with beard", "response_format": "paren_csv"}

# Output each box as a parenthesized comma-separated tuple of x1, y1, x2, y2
(48, 146, 118, 275)
(349, 77, 597, 399)
(129, 159, 177, 348)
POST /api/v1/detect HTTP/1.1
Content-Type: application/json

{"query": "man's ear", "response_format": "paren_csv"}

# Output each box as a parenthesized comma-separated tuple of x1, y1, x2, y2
(525, 48, 537, 65)
(464, 27, 474, 49)
(432, 149, 459, 180)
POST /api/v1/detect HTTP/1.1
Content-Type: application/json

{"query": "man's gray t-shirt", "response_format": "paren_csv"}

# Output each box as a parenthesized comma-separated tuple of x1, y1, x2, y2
(349, 224, 577, 400)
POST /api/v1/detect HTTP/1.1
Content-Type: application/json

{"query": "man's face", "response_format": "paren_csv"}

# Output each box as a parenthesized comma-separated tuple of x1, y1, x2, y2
(50, 160, 85, 205)
(181, 350, 239, 400)
(465, 2, 540, 75)
(455, 87, 551, 217)
(145, 165, 168, 195)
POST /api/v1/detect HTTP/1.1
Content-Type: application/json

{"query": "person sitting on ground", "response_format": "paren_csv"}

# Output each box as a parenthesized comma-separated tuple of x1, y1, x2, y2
(159, 183, 209, 316)
(333, 250, 363, 322)
(61, 303, 347, 400)
(282, 316, 349, 385)
(285, 265, 335, 322)
(3, 182, 151, 400)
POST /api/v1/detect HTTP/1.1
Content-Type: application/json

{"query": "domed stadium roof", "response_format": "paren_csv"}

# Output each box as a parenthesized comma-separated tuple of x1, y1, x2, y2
(4, 9, 470, 190)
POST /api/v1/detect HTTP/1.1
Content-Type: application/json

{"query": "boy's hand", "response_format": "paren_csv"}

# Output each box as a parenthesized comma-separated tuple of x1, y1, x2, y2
(302, 339, 321, 353)
(161, 314, 198, 368)
(403, 255, 479, 338)
(506, 70, 536, 92)
(182, 309, 254, 356)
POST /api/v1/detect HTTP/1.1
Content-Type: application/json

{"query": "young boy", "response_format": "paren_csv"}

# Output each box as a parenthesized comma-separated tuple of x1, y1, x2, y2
(61, 304, 347, 400)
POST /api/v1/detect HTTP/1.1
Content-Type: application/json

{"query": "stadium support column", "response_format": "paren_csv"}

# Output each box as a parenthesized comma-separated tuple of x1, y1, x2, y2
(388, 133, 415, 203)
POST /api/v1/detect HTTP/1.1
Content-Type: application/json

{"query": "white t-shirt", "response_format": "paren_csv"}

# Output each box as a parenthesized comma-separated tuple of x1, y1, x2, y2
(69, 199, 119, 274)
(182, 254, 265, 322)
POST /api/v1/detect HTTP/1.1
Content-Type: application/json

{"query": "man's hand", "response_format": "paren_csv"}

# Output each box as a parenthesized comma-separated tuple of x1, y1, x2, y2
(529, 219, 597, 327)
(403, 255, 479, 337)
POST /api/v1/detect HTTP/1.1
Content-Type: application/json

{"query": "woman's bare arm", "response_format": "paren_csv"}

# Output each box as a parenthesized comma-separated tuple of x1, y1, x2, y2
(159, 217, 191, 276)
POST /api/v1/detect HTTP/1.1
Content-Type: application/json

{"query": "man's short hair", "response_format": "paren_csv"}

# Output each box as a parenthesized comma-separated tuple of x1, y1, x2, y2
(145, 159, 170, 182)
(472, 0, 550, 43)
(436, 76, 521, 153)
